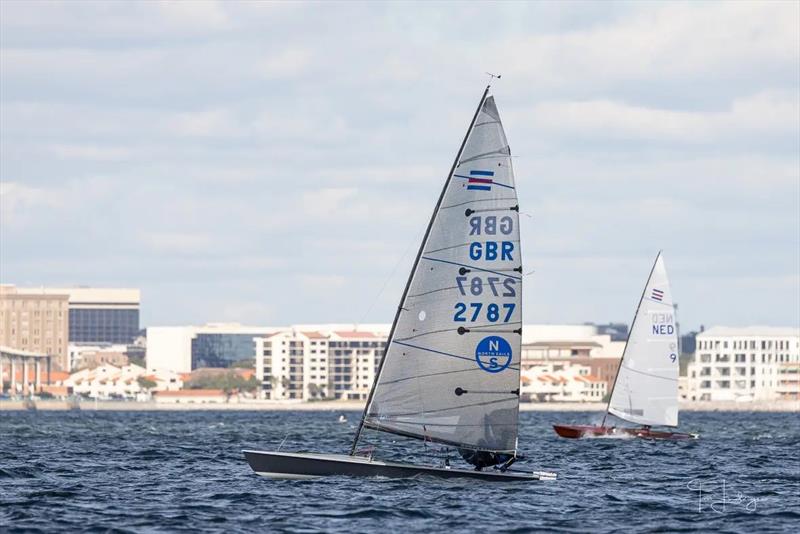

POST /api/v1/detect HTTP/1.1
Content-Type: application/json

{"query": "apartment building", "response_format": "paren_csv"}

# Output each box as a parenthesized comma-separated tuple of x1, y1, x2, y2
(686, 326, 800, 401)
(255, 328, 388, 401)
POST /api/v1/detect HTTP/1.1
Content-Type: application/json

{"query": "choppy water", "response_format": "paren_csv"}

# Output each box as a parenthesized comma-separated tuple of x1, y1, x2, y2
(1, 410, 798, 533)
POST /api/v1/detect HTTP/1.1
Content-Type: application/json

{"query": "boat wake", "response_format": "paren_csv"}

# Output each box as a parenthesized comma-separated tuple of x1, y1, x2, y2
(584, 432, 635, 440)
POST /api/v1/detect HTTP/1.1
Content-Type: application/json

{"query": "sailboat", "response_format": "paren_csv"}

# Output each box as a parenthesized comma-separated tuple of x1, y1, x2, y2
(244, 85, 556, 480)
(552, 252, 697, 440)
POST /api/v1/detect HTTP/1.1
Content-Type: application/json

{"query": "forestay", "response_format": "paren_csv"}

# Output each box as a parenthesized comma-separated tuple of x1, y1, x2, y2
(609, 253, 679, 427)
(363, 90, 522, 453)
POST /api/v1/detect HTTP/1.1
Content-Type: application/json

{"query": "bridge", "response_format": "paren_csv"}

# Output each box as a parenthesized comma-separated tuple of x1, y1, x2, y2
(0, 345, 51, 396)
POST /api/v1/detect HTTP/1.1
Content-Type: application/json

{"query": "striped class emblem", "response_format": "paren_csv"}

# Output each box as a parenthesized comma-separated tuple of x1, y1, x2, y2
(467, 170, 493, 191)
(651, 288, 664, 302)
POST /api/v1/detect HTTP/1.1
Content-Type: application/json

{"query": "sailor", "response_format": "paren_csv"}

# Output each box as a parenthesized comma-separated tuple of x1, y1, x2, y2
(458, 448, 513, 471)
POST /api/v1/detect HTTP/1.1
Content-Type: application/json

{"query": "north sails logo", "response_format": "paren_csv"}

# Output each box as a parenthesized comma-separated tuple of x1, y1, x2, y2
(475, 336, 512, 373)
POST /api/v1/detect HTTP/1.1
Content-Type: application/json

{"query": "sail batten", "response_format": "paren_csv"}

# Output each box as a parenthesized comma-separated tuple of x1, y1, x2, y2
(355, 89, 522, 454)
(608, 253, 679, 427)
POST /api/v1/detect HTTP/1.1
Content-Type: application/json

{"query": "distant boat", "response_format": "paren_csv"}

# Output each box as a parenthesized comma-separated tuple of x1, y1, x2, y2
(245, 85, 556, 481)
(553, 252, 698, 440)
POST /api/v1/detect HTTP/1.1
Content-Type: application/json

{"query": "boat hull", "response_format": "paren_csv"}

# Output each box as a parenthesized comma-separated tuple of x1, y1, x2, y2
(243, 450, 556, 481)
(552, 424, 697, 440)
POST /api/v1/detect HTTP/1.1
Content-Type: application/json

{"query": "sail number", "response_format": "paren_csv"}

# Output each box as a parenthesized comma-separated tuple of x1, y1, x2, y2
(454, 302, 516, 323)
(651, 312, 675, 335)
(456, 276, 516, 297)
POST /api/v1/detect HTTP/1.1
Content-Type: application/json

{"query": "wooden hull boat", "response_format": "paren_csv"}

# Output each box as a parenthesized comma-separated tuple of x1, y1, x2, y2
(552, 424, 697, 440)
(554, 253, 699, 441)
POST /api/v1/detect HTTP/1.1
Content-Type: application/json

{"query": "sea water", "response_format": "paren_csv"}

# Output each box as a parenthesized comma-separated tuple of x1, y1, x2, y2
(1, 410, 798, 532)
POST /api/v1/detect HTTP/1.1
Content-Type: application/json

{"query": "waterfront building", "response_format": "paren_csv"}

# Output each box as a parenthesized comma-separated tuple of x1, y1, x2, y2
(65, 363, 147, 400)
(520, 324, 625, 398)
(520, 362, 607, 402)
(146, 323, 280, 373)
(64, 363, 182, 399)
(686, 326, 800, 402)
(0, 285, 69, 369)
(255, 327, 388, 401)
(2, 285, 141, 345)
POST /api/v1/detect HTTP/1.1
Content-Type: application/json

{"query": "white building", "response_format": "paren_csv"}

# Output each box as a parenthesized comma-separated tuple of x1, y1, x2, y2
(64, 363, 183, 399)
(521, 362, 607, 402)
(687, 326, 800, 402)
(65, 363, 146, 399)
(519, 324, 625, 401)
(255, 327, 388, 401)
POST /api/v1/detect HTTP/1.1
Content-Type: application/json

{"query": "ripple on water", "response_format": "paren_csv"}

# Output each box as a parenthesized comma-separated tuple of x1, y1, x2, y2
(0, 410, 798, 533)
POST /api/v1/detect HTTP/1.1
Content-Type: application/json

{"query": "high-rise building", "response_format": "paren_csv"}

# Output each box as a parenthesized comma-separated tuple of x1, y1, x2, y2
(0, 285, 70, 370)
(7, 286, 140, 344)
(686, 326, 800, 402)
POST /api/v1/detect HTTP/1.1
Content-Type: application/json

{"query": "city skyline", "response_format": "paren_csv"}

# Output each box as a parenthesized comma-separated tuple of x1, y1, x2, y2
(1, 2, 798, 331)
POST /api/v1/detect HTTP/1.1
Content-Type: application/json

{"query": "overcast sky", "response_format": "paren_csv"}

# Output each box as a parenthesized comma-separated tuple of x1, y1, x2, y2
(1, 1, 798, 331)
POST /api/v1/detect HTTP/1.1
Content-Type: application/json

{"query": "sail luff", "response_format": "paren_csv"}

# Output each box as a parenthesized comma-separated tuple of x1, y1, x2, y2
(601, 251, 662, 427)
(350, 86, 491, 455)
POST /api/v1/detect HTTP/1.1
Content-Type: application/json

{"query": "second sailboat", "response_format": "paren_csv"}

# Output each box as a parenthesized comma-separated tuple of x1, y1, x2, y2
(553, 252, 697, 440)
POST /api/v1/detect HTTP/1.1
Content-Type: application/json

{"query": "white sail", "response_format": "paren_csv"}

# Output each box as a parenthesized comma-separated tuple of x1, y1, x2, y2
(608, 253, 679, 427)
(362, 90, 521, 453)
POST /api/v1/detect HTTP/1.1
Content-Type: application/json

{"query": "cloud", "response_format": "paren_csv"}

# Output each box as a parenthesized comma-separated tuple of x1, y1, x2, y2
(301, 187, 359, 218)
(140, 232, 216, 255)
(258, 48, 313, 80)
(0, 1, 797, 329)
(50, 144, 133, 160)
(494, 2, 799, 89)
(165, 109, 243, 138)
(0, 181, 61, 227)
(296, 274, 347, 293)
(523, 91, 799, 143)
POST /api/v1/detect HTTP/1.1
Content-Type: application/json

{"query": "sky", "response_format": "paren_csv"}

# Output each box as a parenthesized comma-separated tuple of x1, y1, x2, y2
(1, 1, 798, 331)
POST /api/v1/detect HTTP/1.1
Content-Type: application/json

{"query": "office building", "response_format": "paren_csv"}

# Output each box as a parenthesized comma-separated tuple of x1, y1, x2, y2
(146, 323, 280, 373)
(62, 287, 140, 344)
(6, 286, 140, 344)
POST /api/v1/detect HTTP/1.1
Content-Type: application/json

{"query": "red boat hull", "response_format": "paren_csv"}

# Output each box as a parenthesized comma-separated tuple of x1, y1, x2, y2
(553, 424, 697, 440)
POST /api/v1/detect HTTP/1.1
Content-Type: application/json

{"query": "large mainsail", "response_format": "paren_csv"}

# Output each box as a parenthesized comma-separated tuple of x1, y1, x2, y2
(607, 253, 679, 427)
(355, 87, 522, 454)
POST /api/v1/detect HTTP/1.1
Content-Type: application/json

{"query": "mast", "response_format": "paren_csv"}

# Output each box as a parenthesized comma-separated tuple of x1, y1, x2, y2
(350, 85, 491, 455)
(601, 251, 662, 427)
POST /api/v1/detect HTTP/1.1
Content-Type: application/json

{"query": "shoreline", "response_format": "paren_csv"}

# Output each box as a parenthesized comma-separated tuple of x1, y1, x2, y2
(1, 399, 797, 412)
